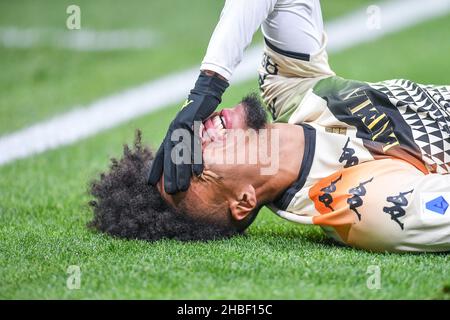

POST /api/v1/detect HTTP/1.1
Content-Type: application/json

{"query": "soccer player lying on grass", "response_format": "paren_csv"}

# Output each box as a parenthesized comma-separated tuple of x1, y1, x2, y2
(89, 76, 450, 253)
(89, 0, 450, 252)
(150, 0, 332, 194)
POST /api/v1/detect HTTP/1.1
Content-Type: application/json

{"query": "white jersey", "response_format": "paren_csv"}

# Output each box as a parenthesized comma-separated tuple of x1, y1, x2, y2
(201, 0, 324, 80)
(259, 41, 450, 253)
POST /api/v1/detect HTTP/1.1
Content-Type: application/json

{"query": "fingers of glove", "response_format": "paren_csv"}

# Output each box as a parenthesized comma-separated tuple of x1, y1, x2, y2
(163, 137, 179, 194)
(176, 162, 191, 192)
(192, 162, 204, 177)
(192, 129, 203, 176)
(175, 135, 193, 192)
(163, 125, 196, 194)
(147, 143, 164, 186)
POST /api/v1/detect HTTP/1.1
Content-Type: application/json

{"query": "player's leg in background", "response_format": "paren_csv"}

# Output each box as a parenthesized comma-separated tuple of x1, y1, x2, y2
(258, 1, 335, 121)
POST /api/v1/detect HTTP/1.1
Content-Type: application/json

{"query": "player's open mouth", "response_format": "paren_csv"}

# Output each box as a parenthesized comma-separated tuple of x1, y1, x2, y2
(200, 110, 230, 144)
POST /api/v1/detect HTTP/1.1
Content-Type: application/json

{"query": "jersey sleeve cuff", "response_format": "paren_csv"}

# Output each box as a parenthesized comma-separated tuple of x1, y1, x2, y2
(200, 62, 232, 81)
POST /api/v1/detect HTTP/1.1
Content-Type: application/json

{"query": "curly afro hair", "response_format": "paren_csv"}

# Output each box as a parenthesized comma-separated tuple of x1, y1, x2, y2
(88, 131, 253, 241)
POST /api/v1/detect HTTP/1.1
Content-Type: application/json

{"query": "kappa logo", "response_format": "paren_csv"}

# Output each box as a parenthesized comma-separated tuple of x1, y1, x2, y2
(425, 196, 448, 215)
(339, 137, 359, 168)
(347, 177, 373, 221)
(382, 189, 414, 230)
(318, 174, 342, 211)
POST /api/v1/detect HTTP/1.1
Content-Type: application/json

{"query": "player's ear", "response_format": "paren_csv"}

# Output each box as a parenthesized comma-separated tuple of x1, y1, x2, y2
(229, 184, 257, 221)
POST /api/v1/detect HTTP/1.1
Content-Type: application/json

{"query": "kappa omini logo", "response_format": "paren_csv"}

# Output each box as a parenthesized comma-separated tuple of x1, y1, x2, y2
(347, 177, 373, 221)
(339, 137, 359, 168)
(383, 189, 414, 230)
(318, 174, 342, 211)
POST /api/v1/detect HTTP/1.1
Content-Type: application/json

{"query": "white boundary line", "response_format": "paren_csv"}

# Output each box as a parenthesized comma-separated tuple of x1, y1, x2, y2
(0, 27, 158, 51)
(0, 0, 449, 166)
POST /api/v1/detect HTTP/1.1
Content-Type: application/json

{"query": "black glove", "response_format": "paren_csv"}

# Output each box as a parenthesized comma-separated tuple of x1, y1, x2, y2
(148, 71, 229, 194)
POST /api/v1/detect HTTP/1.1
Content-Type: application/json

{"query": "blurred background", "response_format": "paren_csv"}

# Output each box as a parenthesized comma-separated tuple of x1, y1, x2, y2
(1, 0, 448, 138)
(0, 0, 449, 299)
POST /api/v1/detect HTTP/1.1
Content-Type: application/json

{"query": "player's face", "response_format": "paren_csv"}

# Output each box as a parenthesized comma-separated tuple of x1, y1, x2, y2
(200, 95, 268, 147)
(158, 98, 268, 224)
(199, 103, 248, 146)
(200, 96, 269, 182)
(201, 104, 258, 174)
(200, 97, 269, 198)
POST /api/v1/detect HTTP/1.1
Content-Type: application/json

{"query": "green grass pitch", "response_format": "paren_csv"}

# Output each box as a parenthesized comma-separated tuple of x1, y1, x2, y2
(0, 0, 449, 299)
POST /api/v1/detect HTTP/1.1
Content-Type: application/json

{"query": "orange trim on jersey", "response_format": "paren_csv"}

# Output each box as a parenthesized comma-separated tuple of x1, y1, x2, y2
(375, 150, 429, 174)
(309, 166, 377, 242)
(364, 141, 429, 174)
